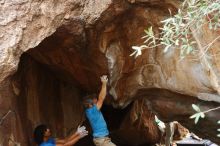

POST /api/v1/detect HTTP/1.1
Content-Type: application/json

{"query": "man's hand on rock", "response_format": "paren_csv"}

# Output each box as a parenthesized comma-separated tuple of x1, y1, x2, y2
(100, 75, 108, 84)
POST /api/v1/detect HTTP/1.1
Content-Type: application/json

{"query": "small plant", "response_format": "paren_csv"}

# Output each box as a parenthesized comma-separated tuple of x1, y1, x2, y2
(130, 0, 220, 59)
(190, 104, 220, 137)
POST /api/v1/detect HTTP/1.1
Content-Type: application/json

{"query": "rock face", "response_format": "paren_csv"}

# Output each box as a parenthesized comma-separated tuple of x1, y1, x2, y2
(1, 0, 220, 145)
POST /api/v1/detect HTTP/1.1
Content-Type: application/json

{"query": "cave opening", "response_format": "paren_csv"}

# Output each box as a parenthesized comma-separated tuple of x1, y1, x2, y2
(13, 51, 157, 146)
(13, 53, 159, 146)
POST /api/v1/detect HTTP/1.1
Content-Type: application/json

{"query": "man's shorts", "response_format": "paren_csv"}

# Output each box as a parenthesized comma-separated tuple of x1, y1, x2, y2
(93, 136, 116, 146)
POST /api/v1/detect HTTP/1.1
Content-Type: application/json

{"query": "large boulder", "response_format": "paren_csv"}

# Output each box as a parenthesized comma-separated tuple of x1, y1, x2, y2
(1, 0, 220, 145)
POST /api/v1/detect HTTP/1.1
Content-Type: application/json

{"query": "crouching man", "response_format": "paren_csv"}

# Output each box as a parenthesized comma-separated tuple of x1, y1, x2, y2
(34, 124, 88, 146)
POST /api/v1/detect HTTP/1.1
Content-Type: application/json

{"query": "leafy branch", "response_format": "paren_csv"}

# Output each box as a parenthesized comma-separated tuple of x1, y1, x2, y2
(190, 104, 220, 137)
(190, 104, 205, 124)
(130, 0, 220, 59)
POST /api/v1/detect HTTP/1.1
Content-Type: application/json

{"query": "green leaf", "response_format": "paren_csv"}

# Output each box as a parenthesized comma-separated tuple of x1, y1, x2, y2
(190, 41, 197, 45)
(192, 104, 201, 112)
(163, 45, 171, 53)
(161, 41, 169, 46)
(190, 113, 199, 119)
(181, 45, 188, 50)
(161, 18, 174, 25)
(181, 37, 187, 43)
(144, 29, 148, 35)
(194, 114, 200, 124)
(200, 112, 205, 118)
(175, 39, 179, 45)
(148, 26, 154, 36)
(168, 9, 172, 15)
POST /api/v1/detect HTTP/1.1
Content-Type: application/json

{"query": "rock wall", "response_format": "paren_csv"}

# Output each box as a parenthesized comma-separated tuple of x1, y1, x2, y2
(1, 0, 220, 145)
(0, 0, 112, 145)
(8, 54, 85, 145)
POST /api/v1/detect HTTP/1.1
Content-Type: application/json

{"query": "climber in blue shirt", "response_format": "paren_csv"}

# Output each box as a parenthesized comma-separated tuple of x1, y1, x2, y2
(83, 75, 116, 146)
(33, 124, 88, 146)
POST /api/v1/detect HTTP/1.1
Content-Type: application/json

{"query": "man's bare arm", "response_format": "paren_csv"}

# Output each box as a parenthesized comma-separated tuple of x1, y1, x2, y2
(96, 75, 108, 110)
(56, 136, 80, 146)
(56, 132, 80, 145)
(62, 136, 80, 146)
(56, 126, 88, 145)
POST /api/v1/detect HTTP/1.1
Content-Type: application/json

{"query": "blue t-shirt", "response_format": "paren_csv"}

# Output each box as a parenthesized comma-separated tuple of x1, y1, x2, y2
(85, 105, 109, 138)
(40, 138, 55, 146)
